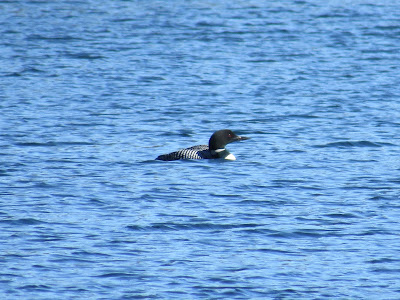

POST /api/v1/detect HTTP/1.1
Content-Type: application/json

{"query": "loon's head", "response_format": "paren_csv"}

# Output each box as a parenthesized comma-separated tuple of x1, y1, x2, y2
(208, 129, 250, 151)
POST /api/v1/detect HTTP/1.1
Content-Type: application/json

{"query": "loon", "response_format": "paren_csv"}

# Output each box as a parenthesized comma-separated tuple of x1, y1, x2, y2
(156, 129, 250, 161)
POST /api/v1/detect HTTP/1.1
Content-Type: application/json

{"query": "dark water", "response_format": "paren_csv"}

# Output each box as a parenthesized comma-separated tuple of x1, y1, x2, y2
(1, 0, 400, 299)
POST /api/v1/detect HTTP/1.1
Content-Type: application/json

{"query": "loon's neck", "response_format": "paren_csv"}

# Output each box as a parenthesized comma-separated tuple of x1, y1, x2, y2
(211, 148, 236, 160)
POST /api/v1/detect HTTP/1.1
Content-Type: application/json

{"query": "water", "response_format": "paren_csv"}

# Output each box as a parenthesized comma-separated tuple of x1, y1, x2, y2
(1, 0, 400, 299)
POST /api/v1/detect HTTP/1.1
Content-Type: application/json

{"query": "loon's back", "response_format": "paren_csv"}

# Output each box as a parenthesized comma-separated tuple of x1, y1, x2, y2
(156, 145, 215, 161)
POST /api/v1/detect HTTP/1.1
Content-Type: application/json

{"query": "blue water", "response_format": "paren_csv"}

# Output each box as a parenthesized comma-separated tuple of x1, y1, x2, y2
(1, 0, 400, 299)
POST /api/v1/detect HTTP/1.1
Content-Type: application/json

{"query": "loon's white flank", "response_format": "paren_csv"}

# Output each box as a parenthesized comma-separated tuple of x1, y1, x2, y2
(213, 148, 236, 160)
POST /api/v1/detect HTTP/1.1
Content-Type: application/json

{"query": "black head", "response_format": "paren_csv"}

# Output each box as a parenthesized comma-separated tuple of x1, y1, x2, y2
(208, 129, 250, 150)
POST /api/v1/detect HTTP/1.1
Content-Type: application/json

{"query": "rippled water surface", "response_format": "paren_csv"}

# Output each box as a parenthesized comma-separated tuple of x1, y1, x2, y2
(1, 0, 400, 299)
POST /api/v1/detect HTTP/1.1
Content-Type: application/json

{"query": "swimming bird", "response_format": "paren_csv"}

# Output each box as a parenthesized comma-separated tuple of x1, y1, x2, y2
(156, 129, 250, 161)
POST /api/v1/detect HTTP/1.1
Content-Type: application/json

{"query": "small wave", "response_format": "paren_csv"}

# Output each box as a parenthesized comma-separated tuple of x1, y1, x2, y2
(64, 52, 104, 60)
(95, 272, 139, 278)
(0, 218, 45, 226)
(0, 169, 10, 177)
(30, 235, 64, 242)
(127, 222, 260, 232)
(111, 18, 136, 23)
(269, 229, 343, 239)
(50, 257, 93, 264)
(196, 21, 227, 27)
(323, 213, 359, 219)
(314, 141, 394, 148)
(3, 67, 45, 76)
(138, 76, 166, 82)
(250, 248, 299, 255)
(71, 250, 111, 257)
(368, 258, 400, 264)
(18, 284, 50, 291)
(26, 34, 81, 42)
(371, 268, 400, 274)
(15, 141, 94, 147)
(4, 72, 23, 77)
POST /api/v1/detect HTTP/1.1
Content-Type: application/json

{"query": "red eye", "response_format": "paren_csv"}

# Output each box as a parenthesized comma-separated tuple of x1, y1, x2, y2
(228, 134, 232, 137)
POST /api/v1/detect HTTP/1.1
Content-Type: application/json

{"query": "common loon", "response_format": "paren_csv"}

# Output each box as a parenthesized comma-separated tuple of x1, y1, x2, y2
(156, 129, 250, 161)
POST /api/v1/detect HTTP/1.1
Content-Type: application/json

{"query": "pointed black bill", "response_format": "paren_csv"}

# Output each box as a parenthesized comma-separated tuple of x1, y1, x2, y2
(231, 135, 250, 142)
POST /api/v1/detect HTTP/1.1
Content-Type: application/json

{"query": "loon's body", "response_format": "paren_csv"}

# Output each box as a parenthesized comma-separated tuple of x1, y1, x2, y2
(156, 129, 249, 161)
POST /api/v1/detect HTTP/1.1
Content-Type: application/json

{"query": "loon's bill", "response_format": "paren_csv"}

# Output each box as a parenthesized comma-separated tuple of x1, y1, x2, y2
(156, 129, 250, 161)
